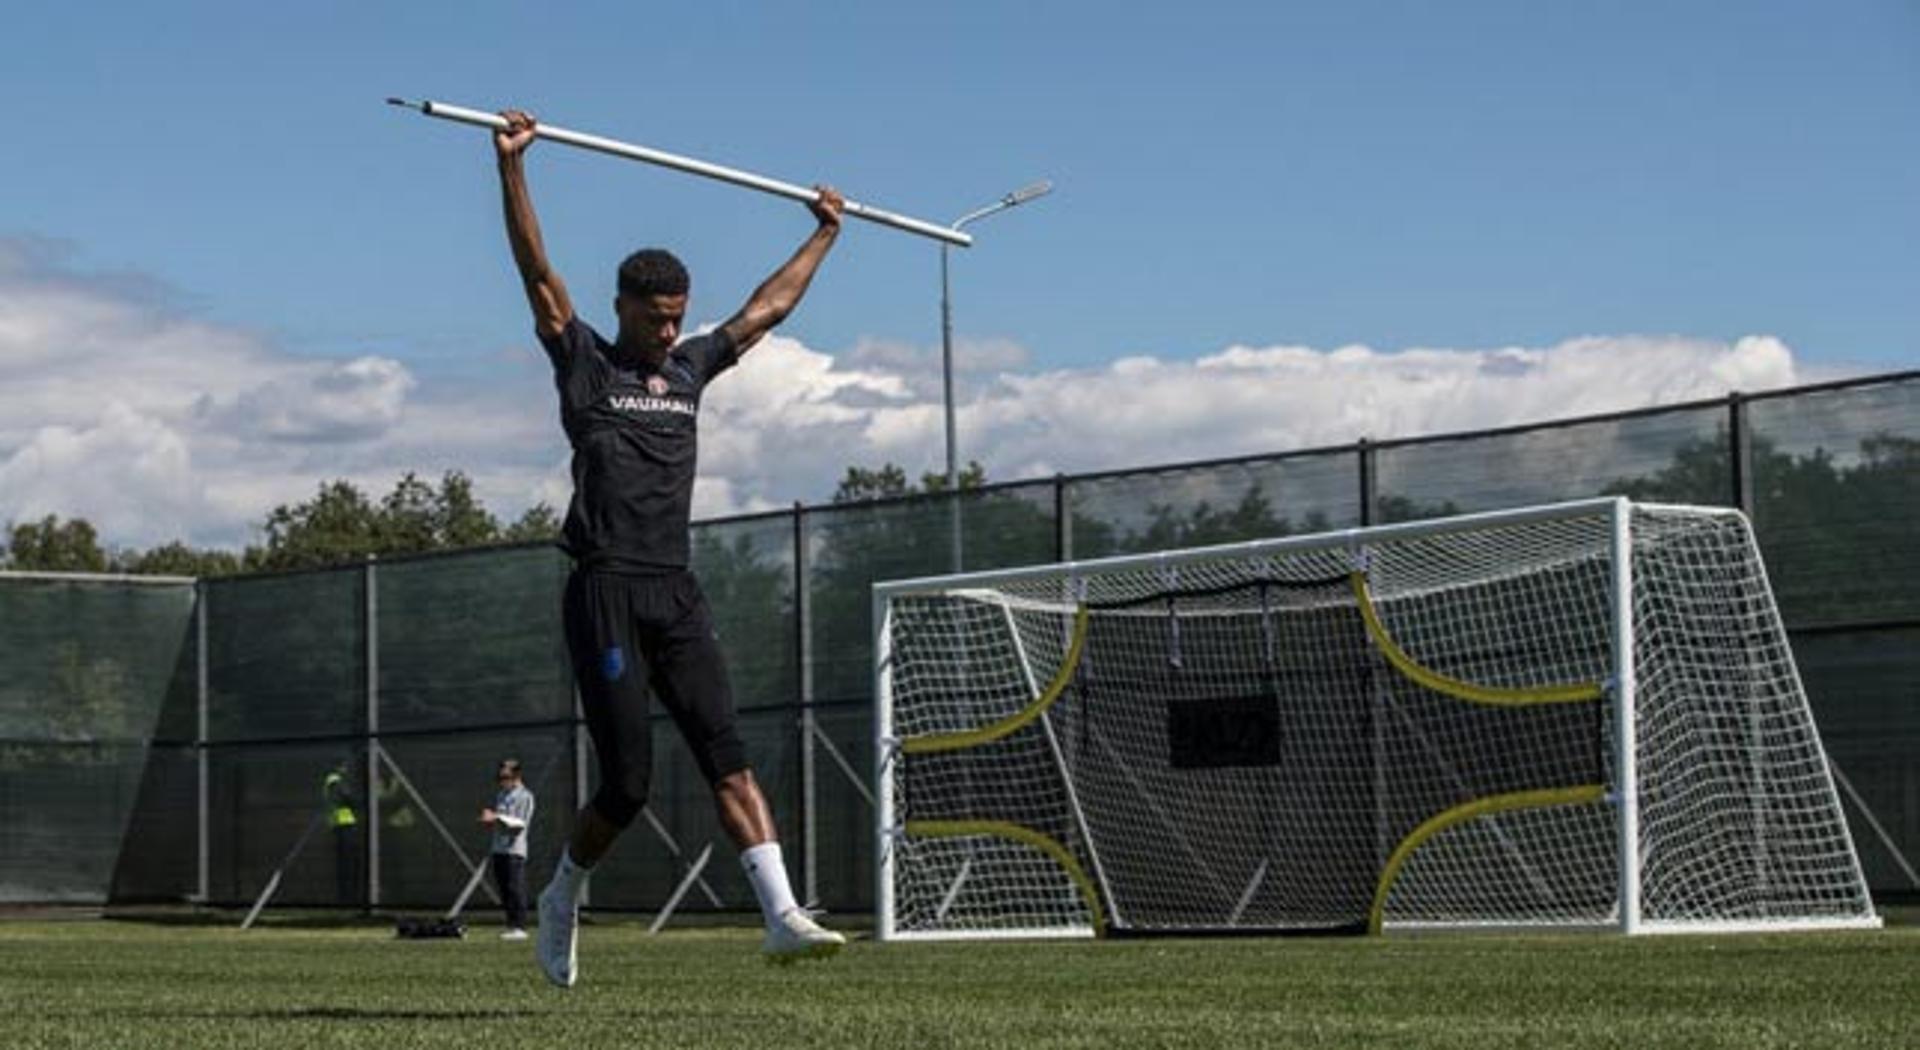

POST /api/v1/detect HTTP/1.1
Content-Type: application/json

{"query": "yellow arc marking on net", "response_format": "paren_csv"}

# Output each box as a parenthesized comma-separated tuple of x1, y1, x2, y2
(1349, 572, 1603, 707)
(906, 819, 1107, 936)
(902, 605, 1091, 754)
(1368, 784, 1607, 934)
(1353, 568, 1607, 933)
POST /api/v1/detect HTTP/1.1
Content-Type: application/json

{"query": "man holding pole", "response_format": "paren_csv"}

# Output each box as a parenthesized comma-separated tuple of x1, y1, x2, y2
(492, 108, 845, 986)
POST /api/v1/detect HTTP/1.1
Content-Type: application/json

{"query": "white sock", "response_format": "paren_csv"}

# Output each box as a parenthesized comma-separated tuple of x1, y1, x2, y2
(552, 847, 591, 905)
(740, 842, 798, 926)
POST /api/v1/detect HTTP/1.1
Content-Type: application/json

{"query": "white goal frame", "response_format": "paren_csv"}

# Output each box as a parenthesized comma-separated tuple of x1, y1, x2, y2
(873, 497, 1880, 940)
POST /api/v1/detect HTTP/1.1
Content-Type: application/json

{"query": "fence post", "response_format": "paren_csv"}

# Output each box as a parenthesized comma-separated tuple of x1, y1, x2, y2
(793, 502, 817, 904)
(1729, 391, 1753, 513)
(1054, 474, 1070, 562)
(1357, 437, 1376, 526)
(572, 684, 589, 907)
(196, 581, 209, 905)
(365, 555, 379, 912)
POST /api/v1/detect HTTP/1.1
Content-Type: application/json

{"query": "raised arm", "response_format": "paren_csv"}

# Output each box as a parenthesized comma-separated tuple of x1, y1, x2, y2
(719, 186, 844, 356)
(495, 110, 574, 338)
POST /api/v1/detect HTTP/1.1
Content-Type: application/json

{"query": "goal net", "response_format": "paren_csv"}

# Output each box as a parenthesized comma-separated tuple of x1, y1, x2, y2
(874, 499, 1878, 938)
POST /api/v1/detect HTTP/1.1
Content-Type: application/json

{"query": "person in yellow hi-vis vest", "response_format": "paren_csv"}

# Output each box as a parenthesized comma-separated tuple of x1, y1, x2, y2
(323, 759, 359, 906)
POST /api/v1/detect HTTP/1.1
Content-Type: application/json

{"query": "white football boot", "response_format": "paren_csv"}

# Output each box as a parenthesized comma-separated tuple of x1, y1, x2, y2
(534, 880, 579, 988)
(762, 907, 846, 963)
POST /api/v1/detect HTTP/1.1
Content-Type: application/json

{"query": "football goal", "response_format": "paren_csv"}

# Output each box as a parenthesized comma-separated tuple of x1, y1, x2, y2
(873, 498, 1879, 938)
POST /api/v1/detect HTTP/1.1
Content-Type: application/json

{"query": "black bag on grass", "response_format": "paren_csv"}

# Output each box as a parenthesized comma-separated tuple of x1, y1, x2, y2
(394, 917, 466, 940)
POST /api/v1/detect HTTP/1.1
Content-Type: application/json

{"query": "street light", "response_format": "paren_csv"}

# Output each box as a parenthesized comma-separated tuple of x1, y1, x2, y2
(939, 180, 1053, 569)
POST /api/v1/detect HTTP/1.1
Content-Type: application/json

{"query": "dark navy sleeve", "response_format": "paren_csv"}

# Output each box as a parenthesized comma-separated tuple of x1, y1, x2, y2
(537, 315, 600, 375)
(680, 328, 740, 387)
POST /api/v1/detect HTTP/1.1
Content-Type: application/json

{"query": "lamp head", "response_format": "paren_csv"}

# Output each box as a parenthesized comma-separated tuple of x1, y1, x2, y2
(1005, 180, 1053, 206)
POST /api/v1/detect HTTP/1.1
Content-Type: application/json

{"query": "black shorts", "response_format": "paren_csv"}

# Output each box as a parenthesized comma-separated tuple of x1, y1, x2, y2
(563, 568, 747, 827)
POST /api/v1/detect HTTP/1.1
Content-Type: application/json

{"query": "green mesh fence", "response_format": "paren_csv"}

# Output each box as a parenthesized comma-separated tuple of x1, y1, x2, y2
(375, 727, 573, 912)
(1748, 381, 1920, 627)
(7, 373, 1915, 912)
(376, 547, 574, 732)
(1747, 380, 1920, 896)
(206, 570, 364, 742)
(690, 515, 797, 713)
(1373, 405, 1733, 521)
(588, 707, 799, 912)
(808, 701, 877, 911)
(0, 576, 192, 903)
(1065, 449, 1361, 558)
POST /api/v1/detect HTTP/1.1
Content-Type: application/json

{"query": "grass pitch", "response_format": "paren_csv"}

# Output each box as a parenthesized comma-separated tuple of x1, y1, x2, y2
(3, 917, 1914, 1048)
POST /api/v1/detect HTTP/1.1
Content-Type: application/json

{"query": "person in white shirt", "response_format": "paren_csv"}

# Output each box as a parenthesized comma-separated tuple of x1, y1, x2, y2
(480, 759, 535, 940)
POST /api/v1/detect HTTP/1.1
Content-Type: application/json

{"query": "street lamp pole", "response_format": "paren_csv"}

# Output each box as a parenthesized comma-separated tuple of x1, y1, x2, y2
(939, 181, 1052, 570)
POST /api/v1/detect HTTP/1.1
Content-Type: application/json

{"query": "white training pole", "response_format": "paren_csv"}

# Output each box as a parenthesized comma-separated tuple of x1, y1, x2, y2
(241, 810, 329, 930)
(445, 853, 493, 922)
(387, 98, 972, 248)
(646, 843, 715, 936)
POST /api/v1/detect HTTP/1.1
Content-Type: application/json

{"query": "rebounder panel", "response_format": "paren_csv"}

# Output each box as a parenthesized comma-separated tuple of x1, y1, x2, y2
(0, 575, 193, 903)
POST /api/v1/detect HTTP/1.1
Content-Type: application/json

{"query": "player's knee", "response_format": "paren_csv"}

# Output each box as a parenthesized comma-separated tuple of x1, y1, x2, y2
(589, 777, 647, 829)
(713, 767, 757, 799)
(699, 728, 749, 788)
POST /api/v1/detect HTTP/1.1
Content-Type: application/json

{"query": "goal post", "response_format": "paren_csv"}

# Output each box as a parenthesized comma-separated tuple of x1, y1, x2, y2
(873, 498, 1879, 939)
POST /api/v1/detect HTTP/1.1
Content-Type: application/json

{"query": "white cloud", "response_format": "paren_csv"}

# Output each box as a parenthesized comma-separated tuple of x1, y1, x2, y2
(0, 401, 198, 545)
(0, 241, 518, 549)
(205, 356, 416, 443)
(0, 237, 1833, 551)
(698, 330, 1810, 511)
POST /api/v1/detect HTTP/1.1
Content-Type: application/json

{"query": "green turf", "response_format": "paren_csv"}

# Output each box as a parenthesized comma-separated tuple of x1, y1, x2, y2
(2, 919, 1914, 1048)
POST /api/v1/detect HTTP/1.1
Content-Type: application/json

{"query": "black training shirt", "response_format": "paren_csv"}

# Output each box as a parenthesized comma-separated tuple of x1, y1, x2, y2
(540, 316, 738, 572)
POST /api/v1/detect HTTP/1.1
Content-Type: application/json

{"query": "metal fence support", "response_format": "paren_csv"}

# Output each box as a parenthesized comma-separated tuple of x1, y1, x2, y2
(1830, 762, 1920, 890)
(1054, 474, 1069, 562)
(948, 489, 965, 573)
(1729, 391, 1754, 514)
(364, 555, 380, 910)
(1357, 437, 1376, 526)
(794, 502, 818, 904)
(647, 843, 715, 935)
(195, 582, 209, 904)
(573, 685, 590, 908)
(375, 744, 500, 906)
(640, 807, 727, 907)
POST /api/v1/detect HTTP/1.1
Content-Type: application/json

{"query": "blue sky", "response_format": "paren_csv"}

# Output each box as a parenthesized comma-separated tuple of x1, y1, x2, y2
(2, 2, 1917, 547)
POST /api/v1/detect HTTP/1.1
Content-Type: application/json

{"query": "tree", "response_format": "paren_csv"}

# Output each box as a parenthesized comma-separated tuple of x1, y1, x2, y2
(3, 475, 558, 578)
(809, 461, 1068, 700)
(832, 460, 987, 503)
(1127, 485, 1312, 554)
(918, 461, 990, 495)
(374, 471, 503, 554)
(5, 515, 109, 572)
(1602, 430, 1735, 506)
(503, 503, 562, 543)
(831, 463, 912, 503)
(248, 471, 556, 570)
(251, 479, 383, 570)
(690, 528, 796, 706)
(1374, 493, 1463, 525)
(115, 541, 243, 578)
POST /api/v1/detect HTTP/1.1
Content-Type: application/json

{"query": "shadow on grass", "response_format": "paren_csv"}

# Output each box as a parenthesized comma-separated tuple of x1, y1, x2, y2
(44, 1006, 530, 1022)
(104, 907, 395, 930)
(224, 1007, 531, 1022)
